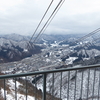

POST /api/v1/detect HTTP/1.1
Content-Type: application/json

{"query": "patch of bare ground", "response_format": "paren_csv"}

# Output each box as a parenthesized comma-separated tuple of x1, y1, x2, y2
(0, 72, 9, 100)
(0, 90, 4, 100)
(17, 78, 61, 100)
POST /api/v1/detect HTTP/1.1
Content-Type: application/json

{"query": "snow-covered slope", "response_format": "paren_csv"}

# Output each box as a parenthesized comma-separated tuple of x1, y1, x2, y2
(36, 68, 100, 100)
(0, 33, 30, 42)
(0, 79, 35, 100)
(0, 38, 43, 63)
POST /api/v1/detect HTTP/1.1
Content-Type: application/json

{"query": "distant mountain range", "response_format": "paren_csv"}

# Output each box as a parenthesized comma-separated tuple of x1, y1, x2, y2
(1, 33, 100, 100)
(0, 33, 30, 42)
(0, 33, 100, 65)
(0, 33, 84, 43)
(0, 37, 43, 63)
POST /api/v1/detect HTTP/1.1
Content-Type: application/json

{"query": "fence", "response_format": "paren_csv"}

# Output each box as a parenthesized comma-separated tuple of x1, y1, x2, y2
(0, 64, 100, 100)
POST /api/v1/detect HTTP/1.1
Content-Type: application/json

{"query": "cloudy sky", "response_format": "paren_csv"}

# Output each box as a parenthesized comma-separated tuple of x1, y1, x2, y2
(0, 0, 100, 36)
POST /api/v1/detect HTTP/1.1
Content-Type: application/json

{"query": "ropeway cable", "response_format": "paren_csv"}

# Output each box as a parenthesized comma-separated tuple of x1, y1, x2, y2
(61, 28, 100, 58)
(75, 28, 100, 43)
(36, 0, 65, 42)
(26, 0, 54, 50)
(32, 0, 64, 43)
(67, 28, 100, 47)
(29, 0, 54, 43)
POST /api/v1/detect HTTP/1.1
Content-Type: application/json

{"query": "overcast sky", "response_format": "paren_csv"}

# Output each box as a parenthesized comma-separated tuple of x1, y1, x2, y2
(0, 0, 100, 36)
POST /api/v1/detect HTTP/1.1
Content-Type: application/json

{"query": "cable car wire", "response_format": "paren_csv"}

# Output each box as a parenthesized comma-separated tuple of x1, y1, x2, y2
(29, 0, 54, 43)
(36, 0, 65, 42)
(33, 0, 64, 43)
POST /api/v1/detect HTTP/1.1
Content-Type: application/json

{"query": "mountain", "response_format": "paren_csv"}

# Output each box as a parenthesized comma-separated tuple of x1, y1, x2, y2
(0, 37, 43, 63)
(1, 33, 100, 100)
(0, 33, 100, 68)
(0, 33, 83, 44)
(37, 34, 84, 44)
(0, 33, 30, 42)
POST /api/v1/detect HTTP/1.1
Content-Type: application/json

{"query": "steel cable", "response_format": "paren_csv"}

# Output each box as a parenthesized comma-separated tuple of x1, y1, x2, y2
(29, 0, 54, 43)
(36, 0, 65, 43)
(33, 0, 64, 43)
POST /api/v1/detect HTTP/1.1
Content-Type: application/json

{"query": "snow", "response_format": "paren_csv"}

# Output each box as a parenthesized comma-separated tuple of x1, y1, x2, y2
(66, 57, 78, 64)
(36, 69, 100, 100)
(1, 88, 35, 100)
(23, 49, 28, 52)
(42, 38, 48, 42)
(83, 57, 90, 60)
(1, 88, 4, 97)
(8, 79, 22, 89)
(57, 59, 62, 62)
(62, 44, 69, 46)
(0, 79, 35, 100)
(79, 42, 83, 44)
(2, 70, 13, 74)
(1, 34, 100, 100)
(43, 42, 47, 45)
(46, 58, 50, 62)
(58, 51, 62, 53)
(37, 84, 43, 92)
(51, 42, 59, 47)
